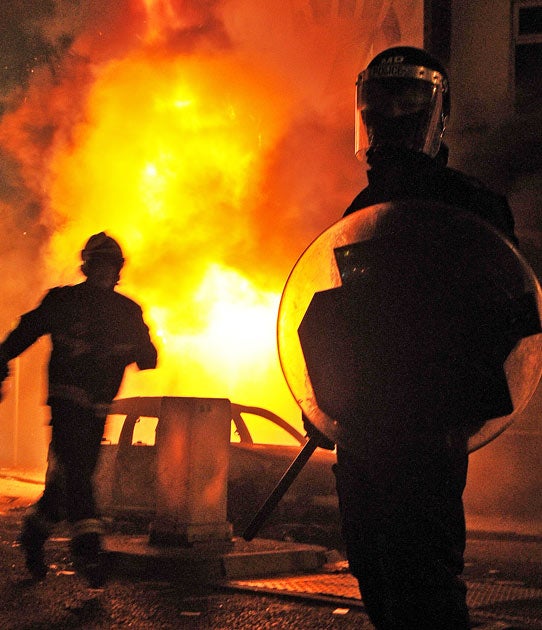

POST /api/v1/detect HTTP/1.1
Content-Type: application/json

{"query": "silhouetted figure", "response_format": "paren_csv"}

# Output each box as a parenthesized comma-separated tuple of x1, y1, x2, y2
(304, 47, 518, 629)
(0, 232, 157, 586)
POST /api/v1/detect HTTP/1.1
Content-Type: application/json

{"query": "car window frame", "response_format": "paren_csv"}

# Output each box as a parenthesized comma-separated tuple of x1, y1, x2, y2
(108, 398, 306, 448)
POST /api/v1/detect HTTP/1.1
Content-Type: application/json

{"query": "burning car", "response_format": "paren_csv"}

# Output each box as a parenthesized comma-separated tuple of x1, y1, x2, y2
(94, 397, 340, 546)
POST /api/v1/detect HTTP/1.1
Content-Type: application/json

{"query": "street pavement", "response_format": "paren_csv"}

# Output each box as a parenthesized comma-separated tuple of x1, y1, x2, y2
(0, 469, 541, 629)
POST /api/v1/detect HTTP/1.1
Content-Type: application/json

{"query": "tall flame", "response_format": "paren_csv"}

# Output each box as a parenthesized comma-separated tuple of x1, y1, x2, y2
(44, 51, 297, 420)
(0, 0, 423, 463)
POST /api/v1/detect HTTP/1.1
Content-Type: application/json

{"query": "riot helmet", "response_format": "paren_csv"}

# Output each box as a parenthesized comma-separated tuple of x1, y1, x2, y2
(81, 232, 124, 277)
(355, 46, 450, 160)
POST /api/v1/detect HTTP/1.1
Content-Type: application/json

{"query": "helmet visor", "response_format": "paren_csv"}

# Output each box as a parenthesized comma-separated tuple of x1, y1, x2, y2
(355, 65, 447, 159)
(359, 78, 437, 118)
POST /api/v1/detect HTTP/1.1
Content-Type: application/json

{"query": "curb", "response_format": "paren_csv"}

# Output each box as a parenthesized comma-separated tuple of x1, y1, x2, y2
(105, 535, 329, 582)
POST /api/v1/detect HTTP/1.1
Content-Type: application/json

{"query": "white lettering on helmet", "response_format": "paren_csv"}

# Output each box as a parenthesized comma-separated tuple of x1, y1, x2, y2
(380, 55, 405, 65)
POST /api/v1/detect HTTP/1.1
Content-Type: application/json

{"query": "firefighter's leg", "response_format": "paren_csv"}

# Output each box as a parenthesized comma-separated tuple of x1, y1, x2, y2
(51, 403, 107, 586)
(19, 442, 66, 580)
(70, 518, 107, 588)
(19, 508, 53, 580)
(34, 441, 67, 522)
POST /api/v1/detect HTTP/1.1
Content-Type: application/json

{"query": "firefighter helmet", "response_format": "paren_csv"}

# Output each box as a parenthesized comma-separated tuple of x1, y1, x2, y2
(355, 46, 450, 160)
(81, 232, 124, 275)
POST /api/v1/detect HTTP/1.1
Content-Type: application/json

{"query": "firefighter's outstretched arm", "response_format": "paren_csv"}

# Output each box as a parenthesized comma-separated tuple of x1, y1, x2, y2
(0, 302, 49, 402)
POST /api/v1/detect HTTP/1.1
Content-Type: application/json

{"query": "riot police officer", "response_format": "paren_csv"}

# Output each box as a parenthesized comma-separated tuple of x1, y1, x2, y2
(328, 47, 517, 629)
(0, 232, 157, 586)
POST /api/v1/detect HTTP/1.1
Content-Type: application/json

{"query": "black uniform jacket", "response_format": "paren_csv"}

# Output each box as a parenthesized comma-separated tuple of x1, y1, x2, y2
(311, 148, 521, 447)
(0, 281, 157, 411)
(345, 148, 517, 244)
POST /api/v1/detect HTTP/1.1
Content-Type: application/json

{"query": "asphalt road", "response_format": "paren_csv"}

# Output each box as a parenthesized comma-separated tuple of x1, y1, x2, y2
(0, 473, 541, 629)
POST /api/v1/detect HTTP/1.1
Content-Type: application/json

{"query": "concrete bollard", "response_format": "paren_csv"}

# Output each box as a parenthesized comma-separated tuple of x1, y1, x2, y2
(147, 397, 233, 546)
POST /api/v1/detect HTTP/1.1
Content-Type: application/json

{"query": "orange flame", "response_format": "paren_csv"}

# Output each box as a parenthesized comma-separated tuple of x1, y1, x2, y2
(0, 1, 422, 462)
(43, 49, 298, 423)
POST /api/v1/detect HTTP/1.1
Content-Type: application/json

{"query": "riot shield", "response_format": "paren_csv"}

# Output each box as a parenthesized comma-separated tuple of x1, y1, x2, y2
(278, 201, 542, 453)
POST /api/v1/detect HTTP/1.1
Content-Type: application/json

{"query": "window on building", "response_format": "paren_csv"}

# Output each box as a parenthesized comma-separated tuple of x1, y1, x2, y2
(513, 1, 542, 110)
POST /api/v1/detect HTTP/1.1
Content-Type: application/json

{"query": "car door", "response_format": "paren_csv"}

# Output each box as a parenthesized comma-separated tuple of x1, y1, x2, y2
(113, 414, 157, 511)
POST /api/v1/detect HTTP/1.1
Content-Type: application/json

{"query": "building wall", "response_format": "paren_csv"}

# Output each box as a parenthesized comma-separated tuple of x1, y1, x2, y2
(446, 0, 542, 254)
(445, 0, 542, 525)
(449, 0, 513, 128)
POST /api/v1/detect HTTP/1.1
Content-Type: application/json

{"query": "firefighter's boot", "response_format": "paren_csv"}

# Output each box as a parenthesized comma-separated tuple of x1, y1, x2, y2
(19, 511, 50, 581)
(71, 519, 107, 588)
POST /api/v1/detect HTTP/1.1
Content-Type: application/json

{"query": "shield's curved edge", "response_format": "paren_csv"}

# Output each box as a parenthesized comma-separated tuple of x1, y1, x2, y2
(468, 231, 542, 452)
(277, 200, 542, 453)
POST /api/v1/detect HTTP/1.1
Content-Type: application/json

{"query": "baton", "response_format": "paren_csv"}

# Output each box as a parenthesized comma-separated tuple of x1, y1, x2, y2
(242, 436, 319, 541)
